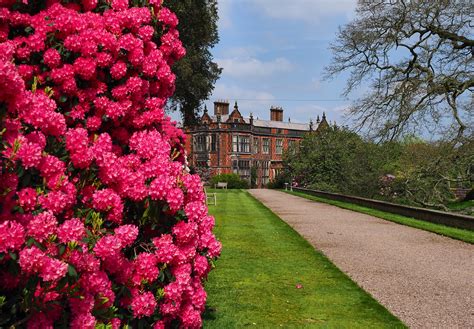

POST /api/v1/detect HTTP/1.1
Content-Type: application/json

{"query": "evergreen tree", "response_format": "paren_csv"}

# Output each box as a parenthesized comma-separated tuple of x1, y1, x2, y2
(164, 0, 222, 126)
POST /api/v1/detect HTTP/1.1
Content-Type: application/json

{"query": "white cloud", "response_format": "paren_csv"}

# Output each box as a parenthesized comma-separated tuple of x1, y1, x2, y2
(292, 103, 351, 125)
(248, 0, 356, 23)
(217, 57, 293, 78)
(206, 83, 276, 119)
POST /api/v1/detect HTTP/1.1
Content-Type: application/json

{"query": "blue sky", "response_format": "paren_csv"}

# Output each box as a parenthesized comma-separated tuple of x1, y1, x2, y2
(198, 0, 359, 126)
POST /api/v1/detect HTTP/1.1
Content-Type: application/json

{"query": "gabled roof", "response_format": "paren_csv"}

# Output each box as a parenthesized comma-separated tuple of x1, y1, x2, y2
(205, 115, 313, 131)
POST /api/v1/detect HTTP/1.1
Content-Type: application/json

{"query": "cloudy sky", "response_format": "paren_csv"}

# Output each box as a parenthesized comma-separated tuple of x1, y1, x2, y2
(196, 0, 359, 126)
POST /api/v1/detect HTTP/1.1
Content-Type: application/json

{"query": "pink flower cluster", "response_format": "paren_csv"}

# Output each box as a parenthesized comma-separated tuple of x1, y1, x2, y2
(0, 1, 220, 328)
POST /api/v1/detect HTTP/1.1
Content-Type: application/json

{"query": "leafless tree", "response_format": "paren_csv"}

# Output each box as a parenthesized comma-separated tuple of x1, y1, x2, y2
(325, 0, 473, 141)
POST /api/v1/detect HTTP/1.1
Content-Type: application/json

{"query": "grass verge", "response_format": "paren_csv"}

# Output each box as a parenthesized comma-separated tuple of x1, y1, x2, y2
(203, 190, 405, 328)
(284, 190, 474, 244)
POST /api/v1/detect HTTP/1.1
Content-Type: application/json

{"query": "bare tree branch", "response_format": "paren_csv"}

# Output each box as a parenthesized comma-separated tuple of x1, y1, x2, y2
(325, 0, 474, 141)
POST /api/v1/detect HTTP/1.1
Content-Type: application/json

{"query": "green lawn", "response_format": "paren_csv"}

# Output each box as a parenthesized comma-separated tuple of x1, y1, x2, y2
(284, 190, 474, 244)
(203, 190, 405, 328)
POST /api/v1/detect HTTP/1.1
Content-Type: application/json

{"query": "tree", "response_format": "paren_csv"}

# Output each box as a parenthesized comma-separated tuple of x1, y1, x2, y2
(284, 127, 383, 197)
(388, 139, 474, 210)
(164, 0, 222, 126)
(326, 1, 473, 141)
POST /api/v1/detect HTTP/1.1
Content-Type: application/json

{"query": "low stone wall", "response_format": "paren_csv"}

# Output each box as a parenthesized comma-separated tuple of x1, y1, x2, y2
(292, 187, 474, 231)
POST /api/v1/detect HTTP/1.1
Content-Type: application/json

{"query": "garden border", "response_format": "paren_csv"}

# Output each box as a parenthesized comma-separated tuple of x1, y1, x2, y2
(292, 187, 474, 230)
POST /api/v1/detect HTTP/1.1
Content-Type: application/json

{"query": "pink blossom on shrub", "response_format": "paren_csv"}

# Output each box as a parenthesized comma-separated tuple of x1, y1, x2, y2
(27, 211, 57, 243)
(57, 218, 86, 244)
(0, 1, 220, 327)
(131, 290, 157, 318)
(40, 257, 68, 282)
(17, 187, 37, 212)
(0, 220, 24, 253)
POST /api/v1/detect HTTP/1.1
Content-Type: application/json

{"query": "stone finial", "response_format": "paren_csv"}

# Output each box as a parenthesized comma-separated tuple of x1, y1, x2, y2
(316, 115, 320, 124)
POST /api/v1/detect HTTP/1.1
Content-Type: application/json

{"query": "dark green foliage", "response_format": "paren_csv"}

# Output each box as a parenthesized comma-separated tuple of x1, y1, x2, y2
(209, 173, 249, 189)
(163, 0, 222, 126)
(266, 173, 287, 189)
(284, 128, 473, 212)
(464, 190, 474, 201)
(284, 127, 387, 198)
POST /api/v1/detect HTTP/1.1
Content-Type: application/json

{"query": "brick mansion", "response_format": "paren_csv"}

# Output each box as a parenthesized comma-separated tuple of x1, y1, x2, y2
(184, 100, 329, 188)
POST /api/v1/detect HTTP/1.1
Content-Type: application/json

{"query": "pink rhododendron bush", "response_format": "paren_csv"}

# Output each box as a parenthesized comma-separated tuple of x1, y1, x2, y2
(0, 1, 221, 327)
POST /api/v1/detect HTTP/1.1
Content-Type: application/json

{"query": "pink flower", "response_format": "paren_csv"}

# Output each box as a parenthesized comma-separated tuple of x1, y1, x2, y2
(110, 61, 127, 80)
(19, 246, 45, 274)
(43, 48, 61, 68)
(0, 220, 25, 253)
(131, 252, 159, 286)
(153, 234, 177, 263)
(71, 313, 96, 329)
(57, 218, 86, 243)
(17, 187, 37, 211)
(16, 138, 42, 169)
(131, 291, 157, 318)
(172, 221, 198, 245)
(93, 235, 122, 260)
(92, 189, 124, 223)
(40, 257, 68, 281)
(114, 224, 138, 247)
(193, 254, 209, 278)
(166, 187, 184, 212)
(27, 211, 57, 242)
(180, 303, 202, 329)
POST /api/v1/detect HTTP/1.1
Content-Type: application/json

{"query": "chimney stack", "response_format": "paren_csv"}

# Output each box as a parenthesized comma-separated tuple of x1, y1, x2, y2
(214, 100, 229, 116)
(270, 106, 283, 121)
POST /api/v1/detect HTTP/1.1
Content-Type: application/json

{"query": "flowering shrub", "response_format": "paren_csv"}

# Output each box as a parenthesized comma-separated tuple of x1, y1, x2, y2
(0, 1, 221, 328)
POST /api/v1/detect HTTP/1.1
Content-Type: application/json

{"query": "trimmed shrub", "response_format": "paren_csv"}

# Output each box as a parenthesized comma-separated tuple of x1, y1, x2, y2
(0, 1, 220, 328)
(210, 173, 249, 189)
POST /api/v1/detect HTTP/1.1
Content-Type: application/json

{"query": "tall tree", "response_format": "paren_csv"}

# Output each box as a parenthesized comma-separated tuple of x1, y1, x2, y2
(163, 0, 222, 126)
(284, 127, 384, 197)
(325, 1, 473, 141)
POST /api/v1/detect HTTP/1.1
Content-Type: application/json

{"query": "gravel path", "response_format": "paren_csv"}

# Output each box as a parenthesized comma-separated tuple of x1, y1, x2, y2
(248, 189, 474, 329)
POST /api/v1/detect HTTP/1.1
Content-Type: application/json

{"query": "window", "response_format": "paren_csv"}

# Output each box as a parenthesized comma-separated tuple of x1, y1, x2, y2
(240, 136, 250, 153)
(262, 138, 270, 154)
(253, 137, 259, 154)
(238, 160, 251, 180)
(261, 161, 270, 185)
(210, 134, 217, 152)
(276, 139, 283, 154)
(288, 140, 295, 149)
(287, 140, 299, 154)
(232, 135, 238, 152)
(196, 160, 208, 168)
(232, 135, 250, 153)
(232, 159, 251, 181)
(194, 135, 206, 152)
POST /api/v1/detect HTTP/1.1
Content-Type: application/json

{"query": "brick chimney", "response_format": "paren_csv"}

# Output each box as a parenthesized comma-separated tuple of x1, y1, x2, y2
(214, 100, 229, 116)
(270, 106, 283, 121)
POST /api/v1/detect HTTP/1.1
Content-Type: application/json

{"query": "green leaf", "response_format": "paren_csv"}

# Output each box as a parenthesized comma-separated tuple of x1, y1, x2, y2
(8, 251, 17, 261)
(68, 265, 78, 278)
(58, 244, 66, 256)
